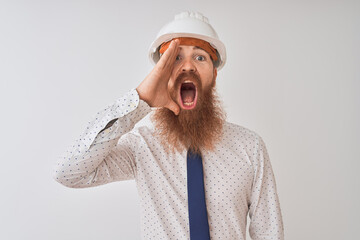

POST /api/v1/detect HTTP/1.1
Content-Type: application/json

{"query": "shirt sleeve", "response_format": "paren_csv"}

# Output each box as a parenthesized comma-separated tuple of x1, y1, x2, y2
(248, 135, 285, 240)
(53, 88, 151, 188)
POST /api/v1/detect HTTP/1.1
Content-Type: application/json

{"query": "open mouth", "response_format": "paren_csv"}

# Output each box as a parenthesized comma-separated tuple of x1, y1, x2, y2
(180, 81, 197, 110)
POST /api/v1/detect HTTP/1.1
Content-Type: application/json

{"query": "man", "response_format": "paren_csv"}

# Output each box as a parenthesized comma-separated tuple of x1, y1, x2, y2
(54, 11, 284, 240)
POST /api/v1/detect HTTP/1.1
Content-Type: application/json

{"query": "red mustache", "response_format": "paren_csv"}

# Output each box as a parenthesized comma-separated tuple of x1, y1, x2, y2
(174, 71, 202, 89)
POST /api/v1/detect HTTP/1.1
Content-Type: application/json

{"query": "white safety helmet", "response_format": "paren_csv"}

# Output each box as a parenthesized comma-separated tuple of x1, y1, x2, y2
(148, 11, 227, 71)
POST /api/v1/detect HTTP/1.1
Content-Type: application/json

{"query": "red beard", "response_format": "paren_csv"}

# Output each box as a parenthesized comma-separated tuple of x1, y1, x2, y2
(151, 71, 226, 154)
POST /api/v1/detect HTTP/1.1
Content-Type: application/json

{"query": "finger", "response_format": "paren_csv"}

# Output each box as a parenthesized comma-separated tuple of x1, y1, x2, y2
(164, 41, 180, 69)
(157, 40, 176, 66)
(161, 45, 179, 75)
(165, 100, 180, 116)
(157, 39, 179, 69)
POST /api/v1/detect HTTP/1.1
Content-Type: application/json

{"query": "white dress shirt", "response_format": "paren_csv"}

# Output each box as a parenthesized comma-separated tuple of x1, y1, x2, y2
(53, 88, 284, 240)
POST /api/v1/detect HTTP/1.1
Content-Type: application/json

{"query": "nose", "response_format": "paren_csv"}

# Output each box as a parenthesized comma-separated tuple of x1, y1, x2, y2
(181, 58, 196, 72)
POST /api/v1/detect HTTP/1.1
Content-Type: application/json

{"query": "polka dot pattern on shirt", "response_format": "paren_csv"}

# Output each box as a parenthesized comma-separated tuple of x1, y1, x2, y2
(53, 89, 284, 240)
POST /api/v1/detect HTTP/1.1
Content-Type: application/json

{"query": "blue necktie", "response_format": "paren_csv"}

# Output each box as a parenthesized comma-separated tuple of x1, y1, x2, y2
(187, 149, 211, 240)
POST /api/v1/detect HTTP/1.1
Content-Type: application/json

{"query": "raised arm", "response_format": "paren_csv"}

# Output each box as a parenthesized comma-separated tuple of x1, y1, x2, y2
(248, 136, 285, 240)
(53, 39, 181, 188)
(53, 89, 151, 188)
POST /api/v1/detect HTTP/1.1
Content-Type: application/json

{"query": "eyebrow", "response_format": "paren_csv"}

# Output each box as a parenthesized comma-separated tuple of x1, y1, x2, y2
(178, 46, 205, 51)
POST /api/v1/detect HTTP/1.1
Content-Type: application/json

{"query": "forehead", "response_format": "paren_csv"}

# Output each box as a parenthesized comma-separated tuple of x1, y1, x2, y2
(179, 45, 206, 51)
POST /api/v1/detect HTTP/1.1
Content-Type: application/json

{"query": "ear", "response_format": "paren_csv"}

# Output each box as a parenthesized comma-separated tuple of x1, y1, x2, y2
(213, 68, 217, 86)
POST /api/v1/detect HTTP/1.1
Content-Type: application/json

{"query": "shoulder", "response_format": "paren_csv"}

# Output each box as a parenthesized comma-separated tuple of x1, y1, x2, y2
(220, 121, 268, 157)
(222, 121, 263, 142)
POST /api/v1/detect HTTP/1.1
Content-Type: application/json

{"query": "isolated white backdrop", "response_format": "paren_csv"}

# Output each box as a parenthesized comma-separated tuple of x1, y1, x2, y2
(0, 0, 359, 239)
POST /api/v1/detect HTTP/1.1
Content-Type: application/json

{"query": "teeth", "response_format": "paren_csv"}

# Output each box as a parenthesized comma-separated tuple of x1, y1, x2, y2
(184, 102, 194, 106)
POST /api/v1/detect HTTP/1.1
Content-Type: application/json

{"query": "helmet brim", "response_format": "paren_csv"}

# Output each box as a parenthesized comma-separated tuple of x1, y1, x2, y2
(148, 32, 226, 71)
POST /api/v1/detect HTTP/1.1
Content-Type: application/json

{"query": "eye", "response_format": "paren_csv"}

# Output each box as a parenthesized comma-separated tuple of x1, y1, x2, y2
(175, 55, 181, 61)
(196, 55, 206, 61)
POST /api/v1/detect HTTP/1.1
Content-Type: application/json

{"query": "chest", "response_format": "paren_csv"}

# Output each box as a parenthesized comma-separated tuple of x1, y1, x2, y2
(136, 147, 254, 208)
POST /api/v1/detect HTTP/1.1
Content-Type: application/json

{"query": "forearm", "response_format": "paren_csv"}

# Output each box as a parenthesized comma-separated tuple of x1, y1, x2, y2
(53, 89, 151, 188)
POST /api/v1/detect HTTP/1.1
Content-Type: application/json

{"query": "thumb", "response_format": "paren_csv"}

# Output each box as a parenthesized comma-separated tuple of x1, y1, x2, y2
(165, 100, 180, 116)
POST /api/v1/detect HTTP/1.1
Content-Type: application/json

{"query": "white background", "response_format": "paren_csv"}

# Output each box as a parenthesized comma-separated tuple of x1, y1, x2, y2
(1, 0, 359, 239)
